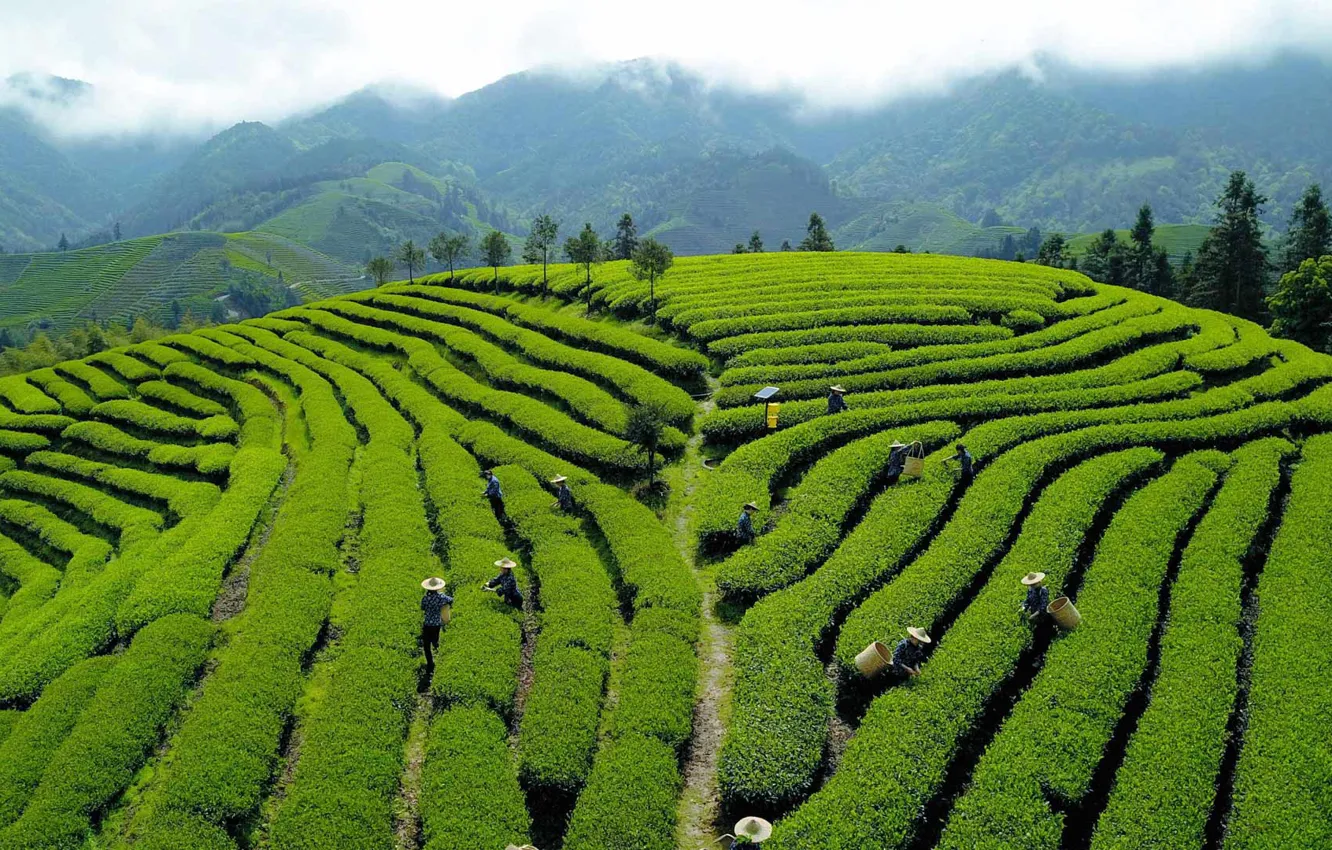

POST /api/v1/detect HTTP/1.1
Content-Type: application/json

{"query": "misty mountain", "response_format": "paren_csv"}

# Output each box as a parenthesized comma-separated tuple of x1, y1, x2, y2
(4, 55, 1332, 258)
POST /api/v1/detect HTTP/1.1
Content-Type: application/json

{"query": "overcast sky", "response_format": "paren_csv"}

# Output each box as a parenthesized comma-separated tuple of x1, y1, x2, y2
(4, 0, 1332, 136)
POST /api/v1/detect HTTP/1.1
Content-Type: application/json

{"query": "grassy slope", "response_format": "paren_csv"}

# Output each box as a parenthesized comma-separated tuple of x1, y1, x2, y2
(1065, 223, 1211, 263)
(0, 232, 361, 332)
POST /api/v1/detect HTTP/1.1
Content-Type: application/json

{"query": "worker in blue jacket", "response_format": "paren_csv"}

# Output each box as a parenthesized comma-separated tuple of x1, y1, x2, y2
(481, 469, 506, 521)
(892, 627, 931, 677)
(948, 443, 974, 482)
(484, 558, 523, 608)
(736, 501, 759, 544)
(1021, 572, 1050, 620)
(826, 385, 847, 414)
(419, 577, 453, 669)
(551, 474, 574, 512)
(885, 440, 908, 486)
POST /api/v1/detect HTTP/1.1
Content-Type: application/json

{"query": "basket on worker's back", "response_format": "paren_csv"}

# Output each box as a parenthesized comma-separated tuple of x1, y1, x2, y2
(903, 441, 927, 479)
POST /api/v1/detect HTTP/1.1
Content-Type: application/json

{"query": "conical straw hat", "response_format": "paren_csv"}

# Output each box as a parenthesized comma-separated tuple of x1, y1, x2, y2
(829, 385, 846, 393)
(550, 474, 568, 484)
(494, 557, 517, 570)
(421, 577, 446, 591)
(907, 626, 932, 644)
(735, 816, 773, 842)
(1021, 571, 1047, 586)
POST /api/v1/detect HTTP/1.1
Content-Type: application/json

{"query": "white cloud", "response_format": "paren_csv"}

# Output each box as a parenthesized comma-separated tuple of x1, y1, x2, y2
(3, 0, 1332, 136)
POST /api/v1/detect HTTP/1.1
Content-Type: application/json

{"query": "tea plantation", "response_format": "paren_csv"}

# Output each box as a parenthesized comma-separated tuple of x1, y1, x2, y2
(0, 252, 1328, 850)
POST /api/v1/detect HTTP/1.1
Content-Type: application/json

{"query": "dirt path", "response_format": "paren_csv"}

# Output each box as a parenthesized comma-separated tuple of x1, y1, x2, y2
(674, 379, 736, 849)
(392, 693, 432, 850)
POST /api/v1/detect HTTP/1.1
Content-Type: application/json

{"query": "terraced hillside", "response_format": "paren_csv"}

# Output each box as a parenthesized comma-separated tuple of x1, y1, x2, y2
(0, 232, 362, 333)
(0, 252, 1328, 850)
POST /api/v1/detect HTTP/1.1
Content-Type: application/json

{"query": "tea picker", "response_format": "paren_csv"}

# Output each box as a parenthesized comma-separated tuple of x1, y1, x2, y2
(892, 627, 931, 677)
(736, 501, 759, 544)
(481, 469, 506, 521)
(1020, 571, 1049, 620)
(885, 441, 908, 486)
(709, 816, 773, 847)
(826, 384, 847, 415)
(483, 558, 524, 608)
(419, 577, 453, 670)
(550, 474, 574, 512)
(947, 443, 974, 482)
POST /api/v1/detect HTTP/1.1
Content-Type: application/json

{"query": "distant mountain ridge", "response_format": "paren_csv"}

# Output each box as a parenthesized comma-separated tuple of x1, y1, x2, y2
(3, 56, 1331, 259)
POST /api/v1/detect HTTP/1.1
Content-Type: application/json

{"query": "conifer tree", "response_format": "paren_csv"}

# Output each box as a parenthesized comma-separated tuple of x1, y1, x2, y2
(799, 212, 834, 252)
(613, 213, 639, 260)
(1187, 171, 1269, 319)
(1280, 184, 1332, 276)
(748, 231, 764, 253)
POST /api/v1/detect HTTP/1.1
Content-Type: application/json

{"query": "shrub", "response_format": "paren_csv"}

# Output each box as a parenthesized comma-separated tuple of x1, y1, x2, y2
(420, 705, 531, 850)
(1002, 308, 1046, 330)
(563, 735, 682, 850)
(55, 360, 132, 400)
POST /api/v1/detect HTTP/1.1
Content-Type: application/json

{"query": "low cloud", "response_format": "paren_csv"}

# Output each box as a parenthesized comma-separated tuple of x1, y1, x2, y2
(3, 0, 1332, 137)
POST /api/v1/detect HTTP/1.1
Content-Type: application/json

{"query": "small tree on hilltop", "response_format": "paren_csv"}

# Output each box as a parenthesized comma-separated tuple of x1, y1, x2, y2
(113, 222, 121, 242)
(396, 240, 425, 284)
(749, 231, 764, 253)
(367, 256, 394, 286)
(1268, 256, 1332, 351)
(1037, 234, 1067, 267)
(893, 244, 911, 253)
(626, 402, 668, 487)
(481, 230, 512, 293)
(732, 243, 747, 254)
(429, 230, 471, 282)
(565, 223, 605, 314)
(780, 240, 792, 252)
(631, 237, 673, 324)
(799, 212, 834, 252)
(1187, 171, 1269, 319)
(58, 233, 69, 252)
(524, 214, 560, 294)
(1281, 184, 1332, 276)
(614, 213, 639, 261)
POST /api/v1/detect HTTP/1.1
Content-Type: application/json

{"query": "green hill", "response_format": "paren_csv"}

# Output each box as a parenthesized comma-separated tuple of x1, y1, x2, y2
(0, 231, 362, 332)
(0, 252, 1328, 850)
(1065, 223, 1211, 263)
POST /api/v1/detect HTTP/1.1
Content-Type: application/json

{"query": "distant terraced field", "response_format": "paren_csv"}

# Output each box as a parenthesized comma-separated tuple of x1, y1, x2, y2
(0, 232, 362, 333)
(0, 252, 1328, 850)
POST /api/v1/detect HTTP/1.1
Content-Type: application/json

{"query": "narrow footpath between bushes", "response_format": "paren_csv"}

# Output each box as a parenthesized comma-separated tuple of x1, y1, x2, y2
(674, 379, 737, 849)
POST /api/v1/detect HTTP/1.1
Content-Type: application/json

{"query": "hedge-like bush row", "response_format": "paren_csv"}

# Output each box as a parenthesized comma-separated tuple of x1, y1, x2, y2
(397, 283, 708, 378)
(134, 379, 227, 418)
(710, 322, 1014, 358)
(115, 445, 285, 632)
(1091, 438, 1291, 849)
(700, 370, 1198, 443)
(222, 325, 415, 452)
(0, 614, 213, 849)
(161, 332, 257, 367)
(61, 420, 236, 475)
(502, 465, 616, 793)
(716, 421, 961, 602)
(23, 370, 94, 416)
(351, 292, 696, 425)
(688, 303, 975, 342)
(0, 655, 118, 829)
(268, 437, 434, 849)
(124, 344, 357, 847)
(0, 534, 61, 645)
(130, 341, 192, 367)
(0, 470, 163, 550)
(25, 451, 220, 520)
(724, 447, 1160, 818)
(0, 407, 73, 435)
(163, 362, 280, 451)
(1184, 314, 1280, 373)
(728, 340, 894, 368)
(420, 705, 532, 850)
(54, 360, 132, 401)
(0, 376, 62, 414)
(723, 388, 1330, 818)
(0, 428, 50, 454)
(91, 399, 239, 441)
(562, 734, 682, 850)
(0, 498, 113, 585)
(87, 349, 160, 383)
(715, 308, 1206, 406)
(714, 297, 1159, 388)
(282, 310, 666, 471)
(929, 454, 1222, 849)
(323, 299, 633, 435)
(1222, 433, 1332, 850)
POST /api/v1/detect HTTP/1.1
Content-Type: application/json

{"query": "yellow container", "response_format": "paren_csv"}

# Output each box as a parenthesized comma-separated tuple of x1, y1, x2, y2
(766, 403, 780, 429)
(1048, 596, 1081, 630)
(903, 441, 926, 479)
(854, 641, 893, 677)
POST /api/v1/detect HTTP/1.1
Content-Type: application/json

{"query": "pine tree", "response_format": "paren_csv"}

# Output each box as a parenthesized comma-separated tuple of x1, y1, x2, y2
(1187, 171, 1269, 319)
(58, 233, 69, 252)
(113, 222, 122, 242)
(1083, 230, 1128, 286)
(732, 243, 747, 254)
(1128, 204, 1156, 292)
(780, 240, 792, 252)
(748, 231, 764, 253)
(613, 213, 639, 261)
(1280, 184, 1332, 276)
(799, 212, 834, 252)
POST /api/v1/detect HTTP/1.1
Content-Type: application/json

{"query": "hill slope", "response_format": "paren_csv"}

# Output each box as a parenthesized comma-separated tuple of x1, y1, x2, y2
(0, 231, 361, 332)
(0, 253, 1327, 850)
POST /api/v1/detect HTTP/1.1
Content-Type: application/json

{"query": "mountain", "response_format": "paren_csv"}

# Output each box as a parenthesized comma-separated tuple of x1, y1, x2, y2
(5, 55, 1332, 262)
